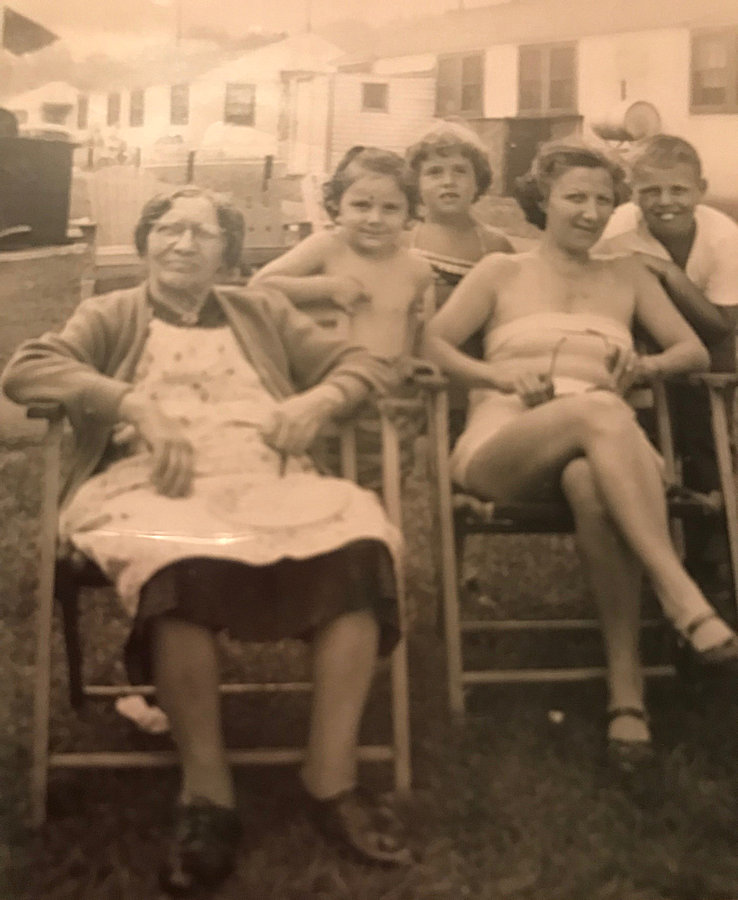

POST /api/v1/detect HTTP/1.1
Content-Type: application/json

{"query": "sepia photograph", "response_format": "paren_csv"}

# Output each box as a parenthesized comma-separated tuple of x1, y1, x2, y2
(2, 1, 738, 897)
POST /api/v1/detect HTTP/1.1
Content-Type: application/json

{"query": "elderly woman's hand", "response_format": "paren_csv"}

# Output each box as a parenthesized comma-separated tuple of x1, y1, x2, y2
(260, 385, 345, 457)
(118, 392, 194, 497)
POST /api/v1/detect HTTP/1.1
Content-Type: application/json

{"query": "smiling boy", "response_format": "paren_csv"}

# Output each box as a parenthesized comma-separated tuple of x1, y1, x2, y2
(597, 134, 738, 598)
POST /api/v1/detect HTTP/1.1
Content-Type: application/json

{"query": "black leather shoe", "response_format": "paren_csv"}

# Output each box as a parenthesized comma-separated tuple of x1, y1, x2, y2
(606, 707, 656, 777)
(159, 797, 242, 896)
(677, 614, 738, 681)
(302, 784, 412, 867)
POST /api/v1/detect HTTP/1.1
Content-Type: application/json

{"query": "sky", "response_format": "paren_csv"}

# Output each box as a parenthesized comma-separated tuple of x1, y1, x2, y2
(4, 0, 502, 57)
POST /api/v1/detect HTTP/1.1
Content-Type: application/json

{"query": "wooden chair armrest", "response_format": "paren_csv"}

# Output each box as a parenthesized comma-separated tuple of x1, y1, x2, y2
(377, 397, 425, 416)
(685, 372, 738, 390)
(291, 296, 343, 311)
(401, 361, 448, 393)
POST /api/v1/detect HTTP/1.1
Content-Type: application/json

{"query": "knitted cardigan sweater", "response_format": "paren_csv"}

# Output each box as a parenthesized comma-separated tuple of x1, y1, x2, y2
(2, 282, 394, 505)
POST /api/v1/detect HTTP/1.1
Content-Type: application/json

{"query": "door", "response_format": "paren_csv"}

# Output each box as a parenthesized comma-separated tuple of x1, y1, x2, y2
(503, 116, 582, 195)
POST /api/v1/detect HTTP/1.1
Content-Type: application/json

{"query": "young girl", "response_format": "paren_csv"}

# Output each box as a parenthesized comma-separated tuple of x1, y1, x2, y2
(405, 121, 515, 311)
(251, 146, 433, 365)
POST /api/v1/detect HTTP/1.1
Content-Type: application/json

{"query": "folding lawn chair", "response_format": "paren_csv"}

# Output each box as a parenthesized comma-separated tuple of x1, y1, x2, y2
(27, 400, 411, 826)
(425, 373, 738, 715)
(84, 166, 169, 291)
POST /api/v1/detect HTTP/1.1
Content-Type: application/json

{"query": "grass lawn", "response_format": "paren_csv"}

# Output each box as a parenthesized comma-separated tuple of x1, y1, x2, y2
(2, 439, 738, 900)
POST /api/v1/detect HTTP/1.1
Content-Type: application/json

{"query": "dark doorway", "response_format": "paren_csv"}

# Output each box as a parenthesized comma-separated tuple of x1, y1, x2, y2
(503, 115, 582, 195)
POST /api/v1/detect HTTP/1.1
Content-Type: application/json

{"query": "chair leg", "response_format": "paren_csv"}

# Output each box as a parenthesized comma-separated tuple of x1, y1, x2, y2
(390, 635, 412, 793)
(379, 406, 412, 791)
(55, 563, 85, 709)
(708, 386, 738, 619)
(30, 572, 53, 828)
(30, 416, 63, 827)
(430, 392, 466, 715)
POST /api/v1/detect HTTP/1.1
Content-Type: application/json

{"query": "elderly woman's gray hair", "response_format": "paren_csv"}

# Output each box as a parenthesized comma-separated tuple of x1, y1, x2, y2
(134, 186, 245, 269)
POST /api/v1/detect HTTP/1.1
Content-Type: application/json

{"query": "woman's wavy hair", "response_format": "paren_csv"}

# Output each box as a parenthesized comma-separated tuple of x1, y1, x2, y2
(405, 120, 493, 201)
(322, 146, 418, 221)
(513, 139, 630, 230)
(134, 186, 245, 269)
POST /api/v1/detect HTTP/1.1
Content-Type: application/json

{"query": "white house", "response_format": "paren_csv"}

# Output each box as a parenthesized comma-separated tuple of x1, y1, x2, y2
(346, 0, 738, 203)
(77, 32, 344, 164)
(284, 71, 437, 176)
(5, 80, 79, 137)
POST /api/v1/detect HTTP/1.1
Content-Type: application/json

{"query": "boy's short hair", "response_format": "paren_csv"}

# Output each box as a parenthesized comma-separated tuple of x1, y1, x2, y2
(322, 146, 418, 221)
(405, 120, 492, 200)
(513, 138, 629, 230)
(631, 134, 703, 180)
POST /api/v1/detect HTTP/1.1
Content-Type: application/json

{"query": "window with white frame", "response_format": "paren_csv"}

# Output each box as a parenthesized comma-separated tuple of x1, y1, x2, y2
(129, 89, 145, 127)
(691, 28, 738, 112)
(518, 42, 577, 115)
(436, 52, 484, 117)
(224, 83, 256, 126)
(77, 94, 89, 129)
(362, 82, 389, 112)
(107, 91, 121, 126)
(170, 83, 189, 126)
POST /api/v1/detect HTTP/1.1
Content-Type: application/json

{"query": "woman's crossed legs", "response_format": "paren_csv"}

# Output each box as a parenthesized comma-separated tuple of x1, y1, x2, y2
(463, 391, 734, 650)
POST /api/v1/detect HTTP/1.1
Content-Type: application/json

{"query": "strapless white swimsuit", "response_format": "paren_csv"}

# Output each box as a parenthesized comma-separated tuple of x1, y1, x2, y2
(451, 312, 635, 486)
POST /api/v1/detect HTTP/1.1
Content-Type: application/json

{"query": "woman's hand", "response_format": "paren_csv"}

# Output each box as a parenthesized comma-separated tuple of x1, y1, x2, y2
(118, 392, 194, 497)
(260, 385, 344, 457)
(513, 372, 555, 407)
(631, 355, 664, 384)
(611, 352, 665, 394)
(483, 362, 554, 405)
(606, 345, 641, 394)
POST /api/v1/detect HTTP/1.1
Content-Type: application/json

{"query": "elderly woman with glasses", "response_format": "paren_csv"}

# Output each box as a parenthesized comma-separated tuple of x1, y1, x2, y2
(2, 186, 412, 894)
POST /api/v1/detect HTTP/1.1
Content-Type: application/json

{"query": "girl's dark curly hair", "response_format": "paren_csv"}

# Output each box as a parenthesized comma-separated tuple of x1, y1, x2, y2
(405, 121, 492, 201)
(513, 139, 630, 230)
(134, 186, 245, 269)
(322, 146, 418, 221)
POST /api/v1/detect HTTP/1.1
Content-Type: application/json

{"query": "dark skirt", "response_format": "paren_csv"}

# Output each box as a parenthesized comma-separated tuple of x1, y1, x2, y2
(125, 539, 400, 682)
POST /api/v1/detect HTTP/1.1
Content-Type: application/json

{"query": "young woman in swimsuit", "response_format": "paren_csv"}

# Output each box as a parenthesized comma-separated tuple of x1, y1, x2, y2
(424, 139, 738, 773)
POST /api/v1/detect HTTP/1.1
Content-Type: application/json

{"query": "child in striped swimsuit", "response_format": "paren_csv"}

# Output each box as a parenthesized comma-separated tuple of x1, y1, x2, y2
(406, 120, 514, 311)
(406, 122, 515, 426)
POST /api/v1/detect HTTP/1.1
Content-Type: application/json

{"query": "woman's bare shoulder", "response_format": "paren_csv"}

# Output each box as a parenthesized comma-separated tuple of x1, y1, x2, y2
(479, 223, 516, 254)
(475, 248, 530, 277)
(600, 253, 640, 278)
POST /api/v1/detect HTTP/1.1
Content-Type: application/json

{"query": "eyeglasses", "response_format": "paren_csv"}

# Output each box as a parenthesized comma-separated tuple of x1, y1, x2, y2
(151, 221, 224, 243)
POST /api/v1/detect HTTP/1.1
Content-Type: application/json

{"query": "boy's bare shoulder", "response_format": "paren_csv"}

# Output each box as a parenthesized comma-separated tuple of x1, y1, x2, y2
(301, 228, 342, 253)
